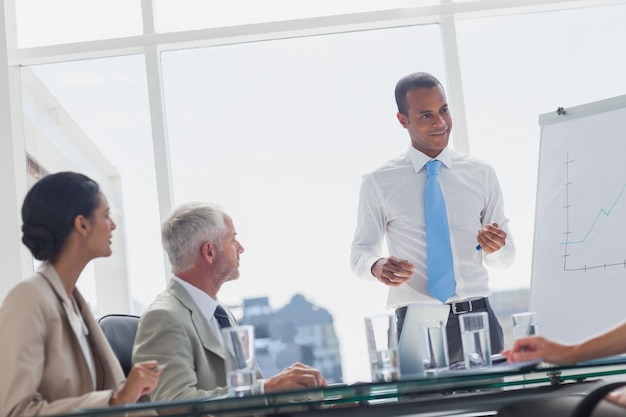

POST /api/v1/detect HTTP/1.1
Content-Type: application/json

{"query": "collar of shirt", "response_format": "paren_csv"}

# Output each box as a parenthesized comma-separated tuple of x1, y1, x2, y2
(172, 276, 220, 323)
(405, 145, 452, 173)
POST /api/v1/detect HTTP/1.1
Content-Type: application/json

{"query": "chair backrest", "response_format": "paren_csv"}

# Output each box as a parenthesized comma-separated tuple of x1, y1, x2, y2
(97, 314, 140, 377)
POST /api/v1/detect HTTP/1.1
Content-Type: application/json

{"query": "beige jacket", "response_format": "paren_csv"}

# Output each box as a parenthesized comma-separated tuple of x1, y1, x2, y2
(132, 278, 262, 401)
(0, 262, 125, 416)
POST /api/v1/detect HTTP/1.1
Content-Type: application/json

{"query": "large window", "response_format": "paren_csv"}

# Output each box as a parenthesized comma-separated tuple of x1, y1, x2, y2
(26, 55, 166, 314)
(154, 0, 439, 32)
(162, 24, 445, 382)
(15, 0, 142, 48)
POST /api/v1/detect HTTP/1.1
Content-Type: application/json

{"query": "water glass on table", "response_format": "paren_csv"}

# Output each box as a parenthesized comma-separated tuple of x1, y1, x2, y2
(417, 319, 449, 370)
(459, 312, 492, 369)
(222, 325, 259, 397)
(365, 313, 401, 382)
(511, 312, 539, 340)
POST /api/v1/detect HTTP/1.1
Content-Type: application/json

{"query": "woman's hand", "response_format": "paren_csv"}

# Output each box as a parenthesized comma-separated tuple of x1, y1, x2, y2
(110, 360, 163, 405)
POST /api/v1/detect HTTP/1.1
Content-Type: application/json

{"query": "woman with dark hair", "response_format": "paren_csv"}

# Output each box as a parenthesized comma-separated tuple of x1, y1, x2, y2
(0, 172, 162, 416)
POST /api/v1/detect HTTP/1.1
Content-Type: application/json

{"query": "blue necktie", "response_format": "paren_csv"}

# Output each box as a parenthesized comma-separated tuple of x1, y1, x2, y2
(424, 160, 456, 302)
(214, 304, 232, 329)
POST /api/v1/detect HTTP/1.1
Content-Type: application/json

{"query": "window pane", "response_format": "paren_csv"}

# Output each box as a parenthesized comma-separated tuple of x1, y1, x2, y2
(163, 25, 445, 383)
(16, 0, 142, 48)
(24, 55, 165, 315)
(456, 4, 626, 294)
(155, 0, 438, 32)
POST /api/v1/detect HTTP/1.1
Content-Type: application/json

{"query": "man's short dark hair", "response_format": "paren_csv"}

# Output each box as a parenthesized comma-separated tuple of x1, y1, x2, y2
(395, 72, 443, 116)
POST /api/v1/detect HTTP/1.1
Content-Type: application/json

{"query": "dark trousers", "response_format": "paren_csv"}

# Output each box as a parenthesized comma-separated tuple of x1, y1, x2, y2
(396, 298, 504, 364)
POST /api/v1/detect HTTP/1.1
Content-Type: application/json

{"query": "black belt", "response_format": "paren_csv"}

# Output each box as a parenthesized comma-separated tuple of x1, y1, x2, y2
(395, 297, 489, 319)
(448, 298, 488, 315)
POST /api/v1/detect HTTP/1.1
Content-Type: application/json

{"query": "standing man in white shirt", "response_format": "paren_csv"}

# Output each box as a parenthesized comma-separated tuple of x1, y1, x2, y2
(350, 72, 515, 363)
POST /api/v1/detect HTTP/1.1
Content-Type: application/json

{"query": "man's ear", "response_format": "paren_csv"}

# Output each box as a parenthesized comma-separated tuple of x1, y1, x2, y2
(203, 242, 217, 264)
(397, 112, 409, 128)
(74, 215, 90, 237)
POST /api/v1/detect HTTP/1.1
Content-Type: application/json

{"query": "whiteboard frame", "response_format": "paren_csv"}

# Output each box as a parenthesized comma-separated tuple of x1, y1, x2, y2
(531, 94, 626, 342)
(539, 95, 626, 127)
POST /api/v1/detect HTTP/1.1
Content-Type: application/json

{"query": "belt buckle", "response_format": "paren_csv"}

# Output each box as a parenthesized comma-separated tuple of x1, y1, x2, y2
(452, 301, 472, 314)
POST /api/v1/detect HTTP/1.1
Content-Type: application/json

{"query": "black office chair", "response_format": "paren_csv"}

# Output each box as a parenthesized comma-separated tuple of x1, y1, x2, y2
(98, 314, 140, 377)
(570, 380, 626, 417)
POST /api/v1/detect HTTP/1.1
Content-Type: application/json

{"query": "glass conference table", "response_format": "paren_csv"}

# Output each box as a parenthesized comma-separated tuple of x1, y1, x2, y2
(48, 357, 626, 417)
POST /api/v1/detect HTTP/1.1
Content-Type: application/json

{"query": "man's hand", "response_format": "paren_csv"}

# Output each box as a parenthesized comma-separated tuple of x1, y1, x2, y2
(371, 256, 414, 287)
(263, 363, 327, 392)
(476, 222, 507, 253)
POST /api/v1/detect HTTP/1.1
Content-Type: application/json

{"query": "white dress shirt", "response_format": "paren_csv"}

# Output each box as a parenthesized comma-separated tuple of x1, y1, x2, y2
(63, 297, 96, 388)
(351, 146, 515, 308)
(173, 276, 226, 346)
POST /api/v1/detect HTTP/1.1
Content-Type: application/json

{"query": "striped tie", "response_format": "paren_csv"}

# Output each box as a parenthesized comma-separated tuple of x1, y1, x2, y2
(214, 304, 232, 329)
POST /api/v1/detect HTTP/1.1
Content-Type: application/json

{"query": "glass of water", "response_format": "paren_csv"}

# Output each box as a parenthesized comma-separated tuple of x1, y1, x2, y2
(222, 325, 259, 397)
(511, 312, 539, 340)
(417, 319, 449, 370)
(365, 314, 401, 382)
(459, 312, 491, 369)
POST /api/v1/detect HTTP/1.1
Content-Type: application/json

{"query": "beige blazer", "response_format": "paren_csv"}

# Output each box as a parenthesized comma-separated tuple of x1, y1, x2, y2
(133, 278, 262, 401)
(0, 263, 125, 417)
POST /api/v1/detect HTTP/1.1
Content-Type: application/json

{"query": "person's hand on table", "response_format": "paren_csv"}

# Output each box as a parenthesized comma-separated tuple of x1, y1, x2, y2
(263, 362, 328, 392)
(110, 360, 163, 405)
(501, 336, 574, 365)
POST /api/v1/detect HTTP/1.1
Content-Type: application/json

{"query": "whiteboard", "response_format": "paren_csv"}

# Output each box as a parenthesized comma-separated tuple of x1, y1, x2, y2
(531, 95, 626, 344)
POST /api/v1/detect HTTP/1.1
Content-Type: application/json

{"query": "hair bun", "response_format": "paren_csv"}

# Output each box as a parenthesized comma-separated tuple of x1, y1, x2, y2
(21, 223, 57, 261)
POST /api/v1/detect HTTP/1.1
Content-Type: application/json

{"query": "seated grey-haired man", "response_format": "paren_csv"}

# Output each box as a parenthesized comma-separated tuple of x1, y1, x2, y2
(132, 202, 327, 400)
